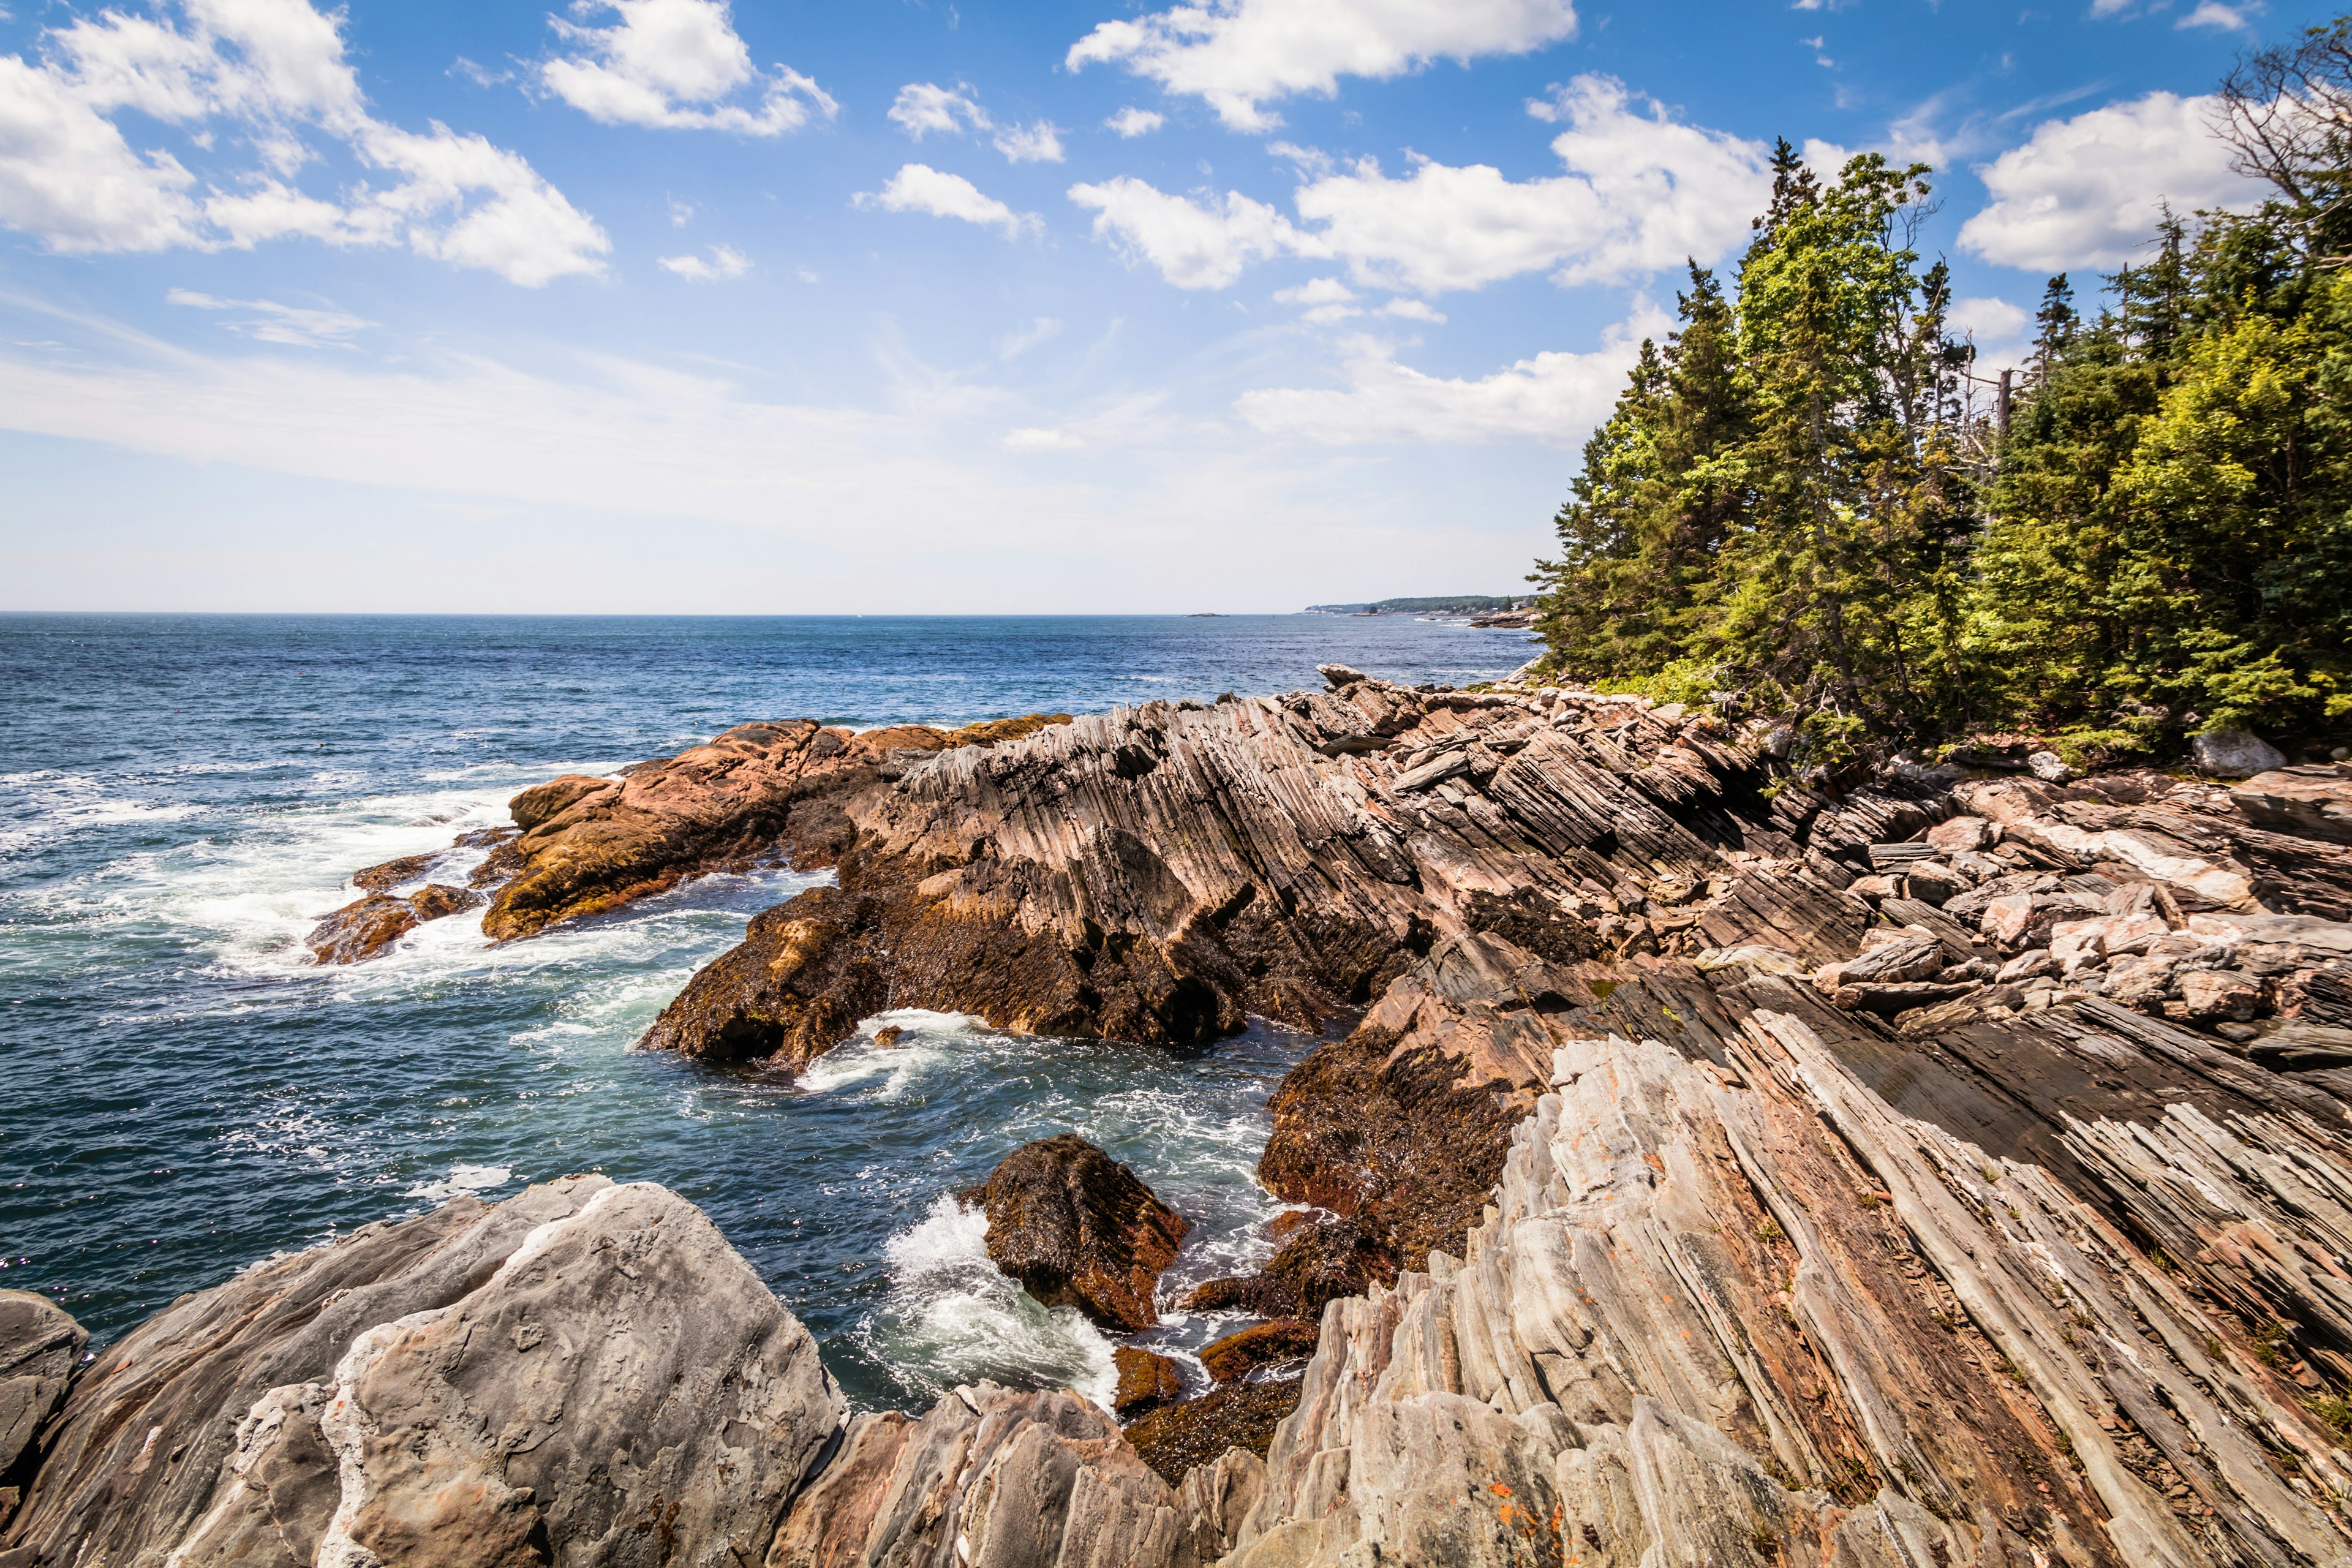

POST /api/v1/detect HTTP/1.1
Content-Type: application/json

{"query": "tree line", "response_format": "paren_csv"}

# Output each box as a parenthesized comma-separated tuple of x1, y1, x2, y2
(1528, 18, 2351, 773)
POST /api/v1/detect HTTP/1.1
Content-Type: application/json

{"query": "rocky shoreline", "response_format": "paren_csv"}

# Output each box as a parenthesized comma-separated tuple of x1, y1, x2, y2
(10, 667, 2352, 1566)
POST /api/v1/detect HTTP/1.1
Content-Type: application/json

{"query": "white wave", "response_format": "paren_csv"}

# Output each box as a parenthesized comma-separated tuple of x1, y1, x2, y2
(869, 1194, 1117, 1409)
(797, 1010, 982, 1098)
(405, 1163, 518, 1203)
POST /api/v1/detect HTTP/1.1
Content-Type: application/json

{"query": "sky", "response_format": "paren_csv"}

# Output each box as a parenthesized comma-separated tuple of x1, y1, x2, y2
(0, 0, 2329, 613)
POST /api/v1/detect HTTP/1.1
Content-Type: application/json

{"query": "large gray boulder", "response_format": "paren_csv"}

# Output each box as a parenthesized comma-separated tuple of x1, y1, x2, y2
(2193, 727, 2290, 778)
(1, 1178, 843, 1568)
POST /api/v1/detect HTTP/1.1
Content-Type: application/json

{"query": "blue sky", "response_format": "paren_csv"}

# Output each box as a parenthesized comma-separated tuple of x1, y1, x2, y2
(0, 0, 2326, 612)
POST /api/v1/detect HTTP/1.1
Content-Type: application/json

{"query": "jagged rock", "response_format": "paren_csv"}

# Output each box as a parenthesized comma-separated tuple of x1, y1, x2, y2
(2193, 728, 2289, 778)
(1, 1178, 843, 1568)
(1113, 1348, 1186, 1417)
(2027, 749, 2074, 782)
(0, 1292, 83, 1531)
(766, 1383, 1200, 1568)
(1199, 1320, 1319, 1384)
(305, 891, 417, 963)
(963, 1134, 1189, 1332)
(1188, 1219, 1398, 1322)
(2233, 765, 2352, 843)
(2177, 968, 2263, 1022)
(1924, 815, 1995, 854)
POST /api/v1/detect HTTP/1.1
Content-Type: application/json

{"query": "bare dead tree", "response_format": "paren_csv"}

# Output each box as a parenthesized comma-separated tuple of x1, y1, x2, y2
(2213, 17, 2352, 262)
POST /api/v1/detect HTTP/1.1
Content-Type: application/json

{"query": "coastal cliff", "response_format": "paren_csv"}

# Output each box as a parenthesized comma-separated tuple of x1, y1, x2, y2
(16, 669, 2352, 1566)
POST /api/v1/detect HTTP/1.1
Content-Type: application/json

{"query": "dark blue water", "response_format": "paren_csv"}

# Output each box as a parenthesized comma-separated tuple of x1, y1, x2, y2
(0, 614, 1534, 1408)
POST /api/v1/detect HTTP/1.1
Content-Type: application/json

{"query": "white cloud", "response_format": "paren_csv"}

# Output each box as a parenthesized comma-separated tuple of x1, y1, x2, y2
(0, 0, 607, 283)
(993, 121, 1065, 164)
(856, 164, 1036, 238)
(1273, 275, 1358, 323)
(1074, 75, 1766, 295)
(1068, 0, 1578, 132)
(995, 317, 1063, 358)
(889, 82, 1063, 164)
(1950, 295, 2027, 342)
(1959, 92, 2261, 271)
(1105, 106, 1165, 137)
(166, 286, 372, 347)
(1068, 177, 1318, 288)
(890, 80, 986, 138)
(2176, 1, 2255, 28)
(1381, 298, 1444, 322)
(1236, 305, 1667, 445)
(1003, 426, 1085, 451)
(658, 243, 750, 281)
(539, 0, 834, 134)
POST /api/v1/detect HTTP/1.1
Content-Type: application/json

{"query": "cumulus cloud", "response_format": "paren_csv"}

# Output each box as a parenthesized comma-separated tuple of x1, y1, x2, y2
(856, 164, 1036, 238)
(1382, 298, 1444, 322)
(658, 243, 751, 280)
(1068, 177, 1317, 288)
(1106, 107, 1165, 137)
(1273, 276, 1359, 323)
(539, 0, 835, 134)
(166, 286, 373, 347)
(2176, 1, 2255, 28)
(888, 80, 1064, 164)
(0, 0, 607, 283)
(1068, 0, 1578, 132)
(1236, 305, 1667, 445)
(1958, 92, 2261, 271)
(1072, 75, 1765, 295)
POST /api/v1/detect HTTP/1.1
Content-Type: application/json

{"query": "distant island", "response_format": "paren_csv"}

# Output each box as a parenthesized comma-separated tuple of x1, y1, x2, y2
(1302, 595, 1534, 616)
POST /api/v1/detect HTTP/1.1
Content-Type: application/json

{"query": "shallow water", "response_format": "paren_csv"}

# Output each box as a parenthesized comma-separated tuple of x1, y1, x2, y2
(0, 613, 1531, 1408)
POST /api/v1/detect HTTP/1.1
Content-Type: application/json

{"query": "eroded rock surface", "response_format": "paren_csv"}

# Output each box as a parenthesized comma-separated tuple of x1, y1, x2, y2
(1, 1178, 843, 1568)
(963, 1133, 1189, 1333)
(0, 1292, 83, 1532)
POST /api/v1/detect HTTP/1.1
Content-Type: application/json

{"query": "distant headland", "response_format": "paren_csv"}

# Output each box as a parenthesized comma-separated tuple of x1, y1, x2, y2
(1302, 594, 1536, 627)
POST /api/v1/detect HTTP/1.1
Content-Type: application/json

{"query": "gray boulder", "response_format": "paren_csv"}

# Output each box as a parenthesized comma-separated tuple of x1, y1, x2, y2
(2, 1178, 843, 1568)
(2193, 728, 2289, 778)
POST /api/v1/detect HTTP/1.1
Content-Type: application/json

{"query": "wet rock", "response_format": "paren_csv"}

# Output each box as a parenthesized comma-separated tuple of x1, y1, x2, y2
(1124, 1379, 1305, 1489)
(634, 886, 890, 1068)
(350, 852, 435, 890)
(965, 1134, 1189, 1333)
(4, 1177, 843, 1568)
(0, 1292, 83, 1529)
(1114, 1348, 1186, 1417)
(405, 883, 482, 922)
(1187, 1219, 1398, 1322)
(306, 892, 417, 963)
(1199, 1320, 1320, 1385)
(2193, 728, 2289, 778)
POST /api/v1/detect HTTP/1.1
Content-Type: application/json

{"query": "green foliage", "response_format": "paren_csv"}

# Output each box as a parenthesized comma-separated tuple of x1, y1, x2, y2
(1530, 49, 2352, 758)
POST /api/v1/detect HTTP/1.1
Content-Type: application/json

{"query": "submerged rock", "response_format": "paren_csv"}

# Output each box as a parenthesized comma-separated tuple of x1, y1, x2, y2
(1198, 1319, 1319, 1385)
(306, 891, 418, 963)
(964, 1133, 1189, 1333)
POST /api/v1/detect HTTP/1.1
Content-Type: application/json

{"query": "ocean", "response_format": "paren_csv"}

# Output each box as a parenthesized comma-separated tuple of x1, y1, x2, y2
(0, 612, 1534, 1409)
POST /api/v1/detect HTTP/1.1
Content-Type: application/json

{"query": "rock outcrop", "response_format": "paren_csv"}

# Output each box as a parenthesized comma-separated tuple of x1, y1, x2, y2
(962, 1134, 1190, 1333)
(0, 1293, 83, 1532)
(0, 1178, 843, 1567)
(311, 716, 1074, 963)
